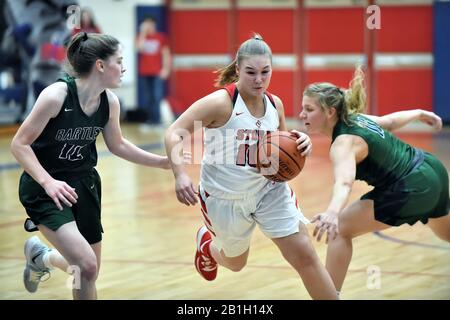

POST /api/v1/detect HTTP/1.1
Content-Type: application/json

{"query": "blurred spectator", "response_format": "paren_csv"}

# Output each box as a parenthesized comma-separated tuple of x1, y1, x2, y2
(136, 15, 171, 126)
(2, 0, 75, 122)
(72, 8, 101, 35)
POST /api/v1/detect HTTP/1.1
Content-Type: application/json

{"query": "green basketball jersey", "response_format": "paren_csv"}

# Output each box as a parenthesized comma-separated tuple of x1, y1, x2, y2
(31, 76, 109, 178)
(332, 114, 417, 188)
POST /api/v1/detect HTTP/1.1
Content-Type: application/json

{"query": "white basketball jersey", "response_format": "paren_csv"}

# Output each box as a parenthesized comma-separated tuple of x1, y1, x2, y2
(200, 84, 280, 198)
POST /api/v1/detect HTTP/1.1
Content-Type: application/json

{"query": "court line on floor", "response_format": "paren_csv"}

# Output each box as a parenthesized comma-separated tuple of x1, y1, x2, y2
(3, 216, 449, 252)
(373, 231, 450, 251)
(1, 255, 449, 279)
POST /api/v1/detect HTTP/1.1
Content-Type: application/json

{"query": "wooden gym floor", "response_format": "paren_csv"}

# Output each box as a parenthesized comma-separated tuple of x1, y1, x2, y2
(0, 123, 449, 300)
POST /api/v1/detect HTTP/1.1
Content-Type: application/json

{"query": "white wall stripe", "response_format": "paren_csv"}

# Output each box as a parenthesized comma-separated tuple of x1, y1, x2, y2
(375, 53, 433, 68)
(304, 54, 365, 68)
(173, 55, 231, 68)
(305, 0, 367, 8)
(172, 53, 433, 69)
(375, 0, 432, 6)
(172, 0, 230, 10)
(170, 0, 431, 10)
(238, 0, 297, 9)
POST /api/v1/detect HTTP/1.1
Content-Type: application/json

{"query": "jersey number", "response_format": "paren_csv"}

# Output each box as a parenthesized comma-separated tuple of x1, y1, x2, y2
(58, 143, 85, 161)
(236, 142, 258, 167)
(356, 115, 385, 139)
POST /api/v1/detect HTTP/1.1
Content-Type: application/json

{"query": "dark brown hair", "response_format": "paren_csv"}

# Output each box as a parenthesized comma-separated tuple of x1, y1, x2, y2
(65, 32, 119, 77)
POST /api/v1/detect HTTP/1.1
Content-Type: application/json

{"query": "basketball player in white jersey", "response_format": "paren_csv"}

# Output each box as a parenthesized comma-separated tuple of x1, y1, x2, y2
(165, 34, 338, 299)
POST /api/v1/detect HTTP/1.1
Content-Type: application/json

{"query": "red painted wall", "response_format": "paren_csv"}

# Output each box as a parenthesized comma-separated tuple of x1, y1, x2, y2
(377, 6, 432, 52)
(172, 70, 217, 110)
(307, 8, 365, 53)
(169, 5, 432, 118)
(268, 71, 294, 116)
(237, 9, 294, 53)
(377, 69, 432, 115)
(170, 10, 229, 53)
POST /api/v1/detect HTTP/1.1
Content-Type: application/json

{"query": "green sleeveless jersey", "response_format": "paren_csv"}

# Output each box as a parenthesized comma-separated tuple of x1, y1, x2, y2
(31, 76, 109, 178)
(332, 114, 417, 188)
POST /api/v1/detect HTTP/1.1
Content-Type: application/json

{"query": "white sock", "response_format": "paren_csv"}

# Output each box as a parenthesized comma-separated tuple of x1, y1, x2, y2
(336, 291, 341, 298)
(41, 249, 55, 270)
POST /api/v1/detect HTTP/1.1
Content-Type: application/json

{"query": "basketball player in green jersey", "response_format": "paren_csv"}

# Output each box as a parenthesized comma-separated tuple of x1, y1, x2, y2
(10, 32, 186, 300)
(299, 65, 449, 297)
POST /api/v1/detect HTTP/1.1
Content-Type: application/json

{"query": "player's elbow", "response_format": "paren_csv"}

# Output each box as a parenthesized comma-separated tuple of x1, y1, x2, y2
(165, 125, 185, 146)
(382, 116, 395, 131)
(107, 139, 124, 157)
(10, 138, 17, 157)
(10, 135, 22, 159)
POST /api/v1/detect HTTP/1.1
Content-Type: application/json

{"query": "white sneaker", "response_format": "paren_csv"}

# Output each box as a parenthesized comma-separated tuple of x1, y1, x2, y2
(23, 236, 51, 293)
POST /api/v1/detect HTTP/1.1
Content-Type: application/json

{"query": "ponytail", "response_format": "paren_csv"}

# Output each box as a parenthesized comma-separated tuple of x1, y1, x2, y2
(343, 65, 366, 118)
(304, 64, 367, 124)
(214, 59, 238, 87)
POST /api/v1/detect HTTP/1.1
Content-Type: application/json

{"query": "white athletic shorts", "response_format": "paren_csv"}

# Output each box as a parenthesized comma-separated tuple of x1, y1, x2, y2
(198, 181, 310, 257)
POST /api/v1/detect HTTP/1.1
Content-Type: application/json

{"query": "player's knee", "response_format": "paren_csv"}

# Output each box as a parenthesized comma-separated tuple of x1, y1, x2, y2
(79, 258, 98, 282)
(295, 247, 318, 268)
(283, 238, 318, 268)
(337, 228, 354, 240)
(338, 217, 357, 239)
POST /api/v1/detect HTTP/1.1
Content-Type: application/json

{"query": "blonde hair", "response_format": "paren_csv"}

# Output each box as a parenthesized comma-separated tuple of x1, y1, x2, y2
(303, 65, 366, 123)
(214, 33, 272, 87)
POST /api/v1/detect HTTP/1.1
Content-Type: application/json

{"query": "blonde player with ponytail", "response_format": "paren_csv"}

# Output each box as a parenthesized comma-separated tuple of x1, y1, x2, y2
(165, 34, 338, 300)
(300, 65, 450, 297)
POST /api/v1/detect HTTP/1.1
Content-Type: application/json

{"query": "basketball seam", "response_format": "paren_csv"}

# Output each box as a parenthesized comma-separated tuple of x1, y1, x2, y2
(268, 141, 302, 171)
(265, 166, 290, 181)
(281, 135, 298, 142)
(261, 143, 296, 181)
(265, 135, 297, 141)
(259, 133, 303, 181)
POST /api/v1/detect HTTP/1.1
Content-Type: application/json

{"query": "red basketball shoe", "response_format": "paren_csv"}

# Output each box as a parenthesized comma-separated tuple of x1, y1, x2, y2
(195, 226, 217, 281)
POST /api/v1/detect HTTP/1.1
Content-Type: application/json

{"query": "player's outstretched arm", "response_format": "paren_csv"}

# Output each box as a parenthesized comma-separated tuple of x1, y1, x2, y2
(311, 135, 357, 243)
(103, 90, 171, 169)
(365, 109, 442, 132)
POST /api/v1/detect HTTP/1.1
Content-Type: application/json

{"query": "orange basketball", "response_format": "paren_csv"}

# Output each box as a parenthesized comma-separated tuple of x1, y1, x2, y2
(257, 131, 306, 182)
